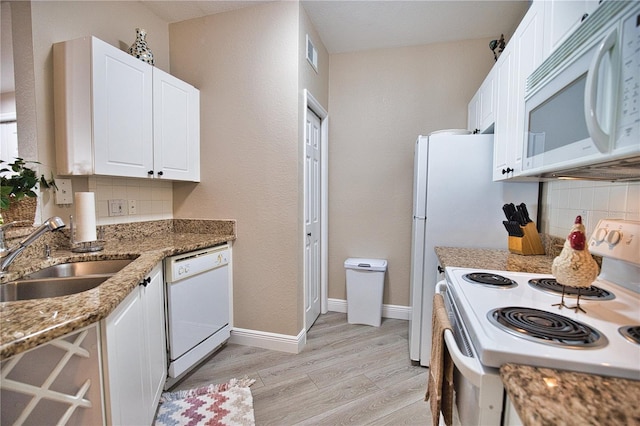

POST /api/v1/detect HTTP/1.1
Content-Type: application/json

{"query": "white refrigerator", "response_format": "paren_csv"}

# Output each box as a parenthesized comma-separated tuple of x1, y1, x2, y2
(409, 132, 539, 366)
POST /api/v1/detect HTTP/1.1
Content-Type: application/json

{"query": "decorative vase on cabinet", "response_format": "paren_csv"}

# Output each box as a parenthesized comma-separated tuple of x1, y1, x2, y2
(128, 28, 154, 65)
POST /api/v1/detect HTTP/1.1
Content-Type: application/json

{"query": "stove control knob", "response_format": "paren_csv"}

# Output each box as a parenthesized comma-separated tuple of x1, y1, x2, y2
(595, 228, 608, 243)
(606, 230, 622, 246)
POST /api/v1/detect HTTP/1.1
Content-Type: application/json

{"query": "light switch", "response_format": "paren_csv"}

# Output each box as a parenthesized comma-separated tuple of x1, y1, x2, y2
(55, 179, 73, 204)
(108, 199, 127, 216)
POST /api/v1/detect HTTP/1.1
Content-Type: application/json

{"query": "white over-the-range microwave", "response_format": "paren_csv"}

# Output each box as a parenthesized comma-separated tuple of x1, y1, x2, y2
(521, 1, 640, 181)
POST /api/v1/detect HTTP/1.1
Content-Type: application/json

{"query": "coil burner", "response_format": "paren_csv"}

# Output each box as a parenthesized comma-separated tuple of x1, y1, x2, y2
(528, 278, 614, 300)
(619, 326, 640, 345)
(463, 272, 517, 288)
(487, 306, 607, 348)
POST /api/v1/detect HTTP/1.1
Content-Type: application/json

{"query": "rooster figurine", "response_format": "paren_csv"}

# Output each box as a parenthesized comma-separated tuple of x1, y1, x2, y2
(551, 215, 599, 312)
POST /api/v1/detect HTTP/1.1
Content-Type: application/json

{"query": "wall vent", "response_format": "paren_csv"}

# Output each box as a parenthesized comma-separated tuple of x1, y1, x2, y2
(306, 34, 318, 72)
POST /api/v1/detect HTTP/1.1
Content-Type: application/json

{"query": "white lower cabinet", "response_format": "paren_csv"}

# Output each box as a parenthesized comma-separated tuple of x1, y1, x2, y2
(0, 325, 105, 425)
(101, 263, 166, 425)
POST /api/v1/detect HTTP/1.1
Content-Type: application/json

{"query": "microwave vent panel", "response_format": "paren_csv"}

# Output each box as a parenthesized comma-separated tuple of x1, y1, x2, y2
(541, 157, 640, 182)
(526, 0, 630, 98)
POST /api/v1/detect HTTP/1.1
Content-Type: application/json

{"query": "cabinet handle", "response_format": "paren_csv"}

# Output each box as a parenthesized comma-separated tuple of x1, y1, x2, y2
(148, 170, 154, 175)
(581, 13, 589, 22)
(502, 167, 514, 175)
(139, 277, 151, 287)
(157, 171, 163, 176)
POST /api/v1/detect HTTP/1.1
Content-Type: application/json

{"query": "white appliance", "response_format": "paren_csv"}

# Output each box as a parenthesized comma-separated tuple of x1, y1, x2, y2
(409, 132, 539, 366)
(521, 1, 640, 181)
(164, 244, 231, 388)
(439, 219, 640, 425)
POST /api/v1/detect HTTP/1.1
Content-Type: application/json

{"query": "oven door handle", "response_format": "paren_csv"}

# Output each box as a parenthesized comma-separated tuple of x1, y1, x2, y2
(437, 280, 494, 388)
(443, 329, 485, 388)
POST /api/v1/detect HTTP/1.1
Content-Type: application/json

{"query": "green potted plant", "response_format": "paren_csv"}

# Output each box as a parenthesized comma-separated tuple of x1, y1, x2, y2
(1, 158, 57, 225)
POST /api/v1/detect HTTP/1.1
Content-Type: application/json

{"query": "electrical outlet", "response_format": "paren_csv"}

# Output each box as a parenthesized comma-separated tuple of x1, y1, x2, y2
(55, 179, 73, 204)
(128, 200, 137, 215)
(108, 199, 127, 217)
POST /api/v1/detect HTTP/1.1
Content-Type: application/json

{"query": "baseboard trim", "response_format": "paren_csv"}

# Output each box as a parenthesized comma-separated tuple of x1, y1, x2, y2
(229, 327, 306, 354)
(328, 298, 410, 321)
(229, 302, 409, 354)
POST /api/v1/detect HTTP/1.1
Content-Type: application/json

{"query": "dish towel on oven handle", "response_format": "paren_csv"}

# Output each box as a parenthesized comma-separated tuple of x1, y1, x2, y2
(425, 293, 454, 426)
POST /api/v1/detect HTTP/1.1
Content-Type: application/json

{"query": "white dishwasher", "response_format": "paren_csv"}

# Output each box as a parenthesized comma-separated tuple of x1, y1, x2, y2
(164, 244, 230, 388)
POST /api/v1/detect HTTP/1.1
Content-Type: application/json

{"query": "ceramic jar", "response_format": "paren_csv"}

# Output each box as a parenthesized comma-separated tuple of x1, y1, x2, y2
(128, 28, 154, 65)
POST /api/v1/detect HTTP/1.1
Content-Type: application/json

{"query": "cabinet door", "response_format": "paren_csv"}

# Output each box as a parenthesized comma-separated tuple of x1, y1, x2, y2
(479, 69, 496, 132)
(92, 37, 154, 178)
(153, 68, 201, 182)
(542, 0, 600, 58)
(103, 263, 166, 425)
(467, 90, 480, 133)
(102, 288, 148, 425)
(493, 43, 515, 181)
(513, 2, 545, 175)
(0, 325, 104, 425)
(141, 263, 166, 419)
(493, 2, 545, 181)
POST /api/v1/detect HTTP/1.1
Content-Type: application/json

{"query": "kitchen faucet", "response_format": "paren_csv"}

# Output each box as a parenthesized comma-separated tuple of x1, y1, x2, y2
(0, 221, 17, 254)
(0, 217, 65, 272)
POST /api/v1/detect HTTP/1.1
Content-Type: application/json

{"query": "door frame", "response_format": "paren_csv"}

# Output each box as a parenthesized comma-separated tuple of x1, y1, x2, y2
(303, 89, 328, 329)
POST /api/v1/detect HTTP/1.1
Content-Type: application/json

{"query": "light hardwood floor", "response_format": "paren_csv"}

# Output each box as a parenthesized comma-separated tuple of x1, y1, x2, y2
(171, 312, 432, 425)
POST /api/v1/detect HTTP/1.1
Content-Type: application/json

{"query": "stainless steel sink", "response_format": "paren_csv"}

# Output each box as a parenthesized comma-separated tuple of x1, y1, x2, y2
(0, 258, 135, 302)
(22, 259, 134, 279)
(0, 276, 109, 302)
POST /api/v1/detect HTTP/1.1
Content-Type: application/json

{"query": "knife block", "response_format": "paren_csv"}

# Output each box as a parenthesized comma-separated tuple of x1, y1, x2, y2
(508, 222, 545, 255)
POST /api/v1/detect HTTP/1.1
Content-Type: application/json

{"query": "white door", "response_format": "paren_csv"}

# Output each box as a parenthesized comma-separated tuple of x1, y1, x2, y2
(304, 108, 321, 330)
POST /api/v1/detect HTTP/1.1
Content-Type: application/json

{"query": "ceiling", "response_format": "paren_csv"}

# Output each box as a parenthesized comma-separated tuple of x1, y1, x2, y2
(141, 0, 531, 54)
(1, 1, 531, 93)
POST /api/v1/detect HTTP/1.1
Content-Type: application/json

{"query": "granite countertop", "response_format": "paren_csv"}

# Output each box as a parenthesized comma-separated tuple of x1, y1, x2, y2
(501, 363, 640, 425)
(0, 219, 236, 360)
(435, 246, 638, 426)
(434, 246, 554, 273)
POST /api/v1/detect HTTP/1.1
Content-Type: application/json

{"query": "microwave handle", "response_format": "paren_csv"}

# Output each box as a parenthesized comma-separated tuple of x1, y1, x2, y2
(584, 27, 617, 153)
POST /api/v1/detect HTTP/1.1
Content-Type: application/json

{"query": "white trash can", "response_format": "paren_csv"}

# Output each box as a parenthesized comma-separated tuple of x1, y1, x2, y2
(344, 258, 387, 327)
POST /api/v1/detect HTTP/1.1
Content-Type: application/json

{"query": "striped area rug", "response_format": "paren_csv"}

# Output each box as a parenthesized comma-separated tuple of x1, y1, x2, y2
(155, 378, 256, 426)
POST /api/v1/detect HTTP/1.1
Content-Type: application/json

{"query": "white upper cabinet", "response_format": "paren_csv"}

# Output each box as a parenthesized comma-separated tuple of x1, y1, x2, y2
(511, 1, 545, 178)
(542, 0, 601, 58)
(468, 67, 496, 134)
(153, 68, 200, 181)
(492, 1, 545, 181)
(493, 42, 516, 181)
(53, 36, 200, 182)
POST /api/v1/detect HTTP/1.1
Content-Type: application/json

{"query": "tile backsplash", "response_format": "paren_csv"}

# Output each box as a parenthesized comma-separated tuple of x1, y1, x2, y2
(540, 180, 639, 239)
(88, 176, 173, 225)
